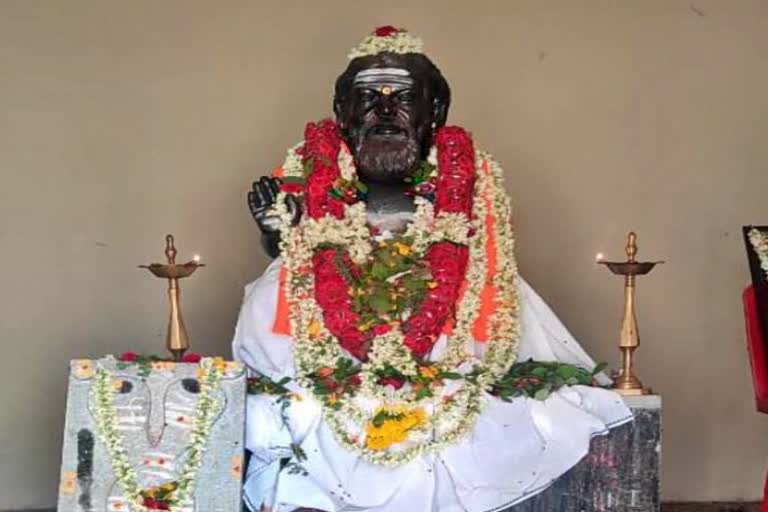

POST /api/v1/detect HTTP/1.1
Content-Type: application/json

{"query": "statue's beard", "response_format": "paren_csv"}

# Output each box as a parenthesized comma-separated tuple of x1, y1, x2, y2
(354, 134, 421, 183)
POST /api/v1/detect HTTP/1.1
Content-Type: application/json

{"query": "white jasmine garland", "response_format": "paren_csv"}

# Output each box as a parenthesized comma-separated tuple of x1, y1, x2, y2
(277, 139, 521, 466)
(749, 228, 768, 281)
(348, 31, 424, 60)
(90, 357, 225, 511)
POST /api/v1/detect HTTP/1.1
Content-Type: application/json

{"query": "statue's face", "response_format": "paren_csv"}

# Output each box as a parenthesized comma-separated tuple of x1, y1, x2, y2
(337, 67, 435, 183)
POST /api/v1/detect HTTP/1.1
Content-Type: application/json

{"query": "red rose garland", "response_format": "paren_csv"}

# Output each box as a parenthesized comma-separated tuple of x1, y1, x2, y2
(304, 119, 345, 219)
(400, 127, 475, 356)
(303, 120, 476, 360)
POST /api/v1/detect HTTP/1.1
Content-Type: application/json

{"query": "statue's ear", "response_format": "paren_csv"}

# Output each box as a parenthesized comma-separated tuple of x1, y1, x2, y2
(432, 96, 449, 128)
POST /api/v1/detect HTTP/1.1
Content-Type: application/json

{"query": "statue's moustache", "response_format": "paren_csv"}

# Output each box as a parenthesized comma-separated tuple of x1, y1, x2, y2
(362, 120, 413, 140)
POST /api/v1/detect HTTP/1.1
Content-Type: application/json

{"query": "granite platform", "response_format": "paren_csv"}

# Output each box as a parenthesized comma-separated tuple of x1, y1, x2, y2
(500, 395, 662, 512)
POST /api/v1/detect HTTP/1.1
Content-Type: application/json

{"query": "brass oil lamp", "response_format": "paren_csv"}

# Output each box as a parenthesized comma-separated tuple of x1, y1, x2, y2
(597, 232, 662, 395)
(140, 235, 204, 361)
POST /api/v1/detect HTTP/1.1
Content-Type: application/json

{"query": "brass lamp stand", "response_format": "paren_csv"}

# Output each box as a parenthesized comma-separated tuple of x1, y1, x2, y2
(140, 235, 204, 361)
(598, 232, 662, 395)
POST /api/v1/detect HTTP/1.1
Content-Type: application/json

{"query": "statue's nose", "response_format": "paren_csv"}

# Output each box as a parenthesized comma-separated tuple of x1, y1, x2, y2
(376, 97, 396, 118)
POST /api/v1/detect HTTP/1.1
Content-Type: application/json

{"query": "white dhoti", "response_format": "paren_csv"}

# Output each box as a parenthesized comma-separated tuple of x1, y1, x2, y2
(233, 259, 632, 512)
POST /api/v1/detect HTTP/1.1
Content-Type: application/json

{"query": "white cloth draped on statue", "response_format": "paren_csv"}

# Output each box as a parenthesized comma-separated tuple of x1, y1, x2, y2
(233, 259, 632, 512)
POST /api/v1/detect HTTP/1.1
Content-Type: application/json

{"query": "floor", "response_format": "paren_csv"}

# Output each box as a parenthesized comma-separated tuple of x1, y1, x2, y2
(6, 503, 763, 512)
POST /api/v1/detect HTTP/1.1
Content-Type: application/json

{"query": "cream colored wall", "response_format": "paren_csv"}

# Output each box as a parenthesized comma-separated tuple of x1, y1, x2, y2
(1, 0, 766, 508)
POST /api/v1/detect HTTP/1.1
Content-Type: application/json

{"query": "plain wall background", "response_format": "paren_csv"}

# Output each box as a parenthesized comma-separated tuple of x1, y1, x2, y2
(1, 0, 767, 508)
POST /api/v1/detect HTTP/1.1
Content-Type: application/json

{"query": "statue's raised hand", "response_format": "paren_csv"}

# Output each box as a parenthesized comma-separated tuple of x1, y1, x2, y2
(248, 176, 301, 258)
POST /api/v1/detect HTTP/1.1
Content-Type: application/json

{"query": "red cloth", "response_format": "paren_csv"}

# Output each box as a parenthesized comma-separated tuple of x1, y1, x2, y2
(744, 285, 768, 512)
(743, 285, 768, 413)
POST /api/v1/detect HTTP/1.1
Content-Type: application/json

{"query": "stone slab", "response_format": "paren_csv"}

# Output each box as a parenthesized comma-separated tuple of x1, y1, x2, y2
(56, 358, 246, 512)
(500, 395, 662, 512)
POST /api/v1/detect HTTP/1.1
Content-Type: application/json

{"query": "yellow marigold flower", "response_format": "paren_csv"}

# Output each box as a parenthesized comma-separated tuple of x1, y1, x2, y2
(427, 281, 438, 289)
(213, 357, 227, 372)
(393, 242, 412, 256)
(196, 367, 207, 380)
(308, 320, 322, 338)
(364, 407, 427, 451)
(418, 366, 439, 379)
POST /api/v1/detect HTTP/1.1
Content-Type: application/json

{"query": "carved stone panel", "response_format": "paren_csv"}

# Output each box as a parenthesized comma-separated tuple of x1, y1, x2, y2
(57, 358, 246, 512)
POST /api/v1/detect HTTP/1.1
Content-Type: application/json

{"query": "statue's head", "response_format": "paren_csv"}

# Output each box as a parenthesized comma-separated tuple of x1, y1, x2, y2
(334, 28, 450, 184)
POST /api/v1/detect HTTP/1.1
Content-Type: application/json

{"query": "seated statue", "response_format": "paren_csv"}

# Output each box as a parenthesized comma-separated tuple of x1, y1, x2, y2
(233, 27, 632, 512)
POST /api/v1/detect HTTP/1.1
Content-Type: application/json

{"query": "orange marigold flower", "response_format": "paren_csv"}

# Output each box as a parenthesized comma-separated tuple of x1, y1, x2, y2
(316, 367, 334, 378)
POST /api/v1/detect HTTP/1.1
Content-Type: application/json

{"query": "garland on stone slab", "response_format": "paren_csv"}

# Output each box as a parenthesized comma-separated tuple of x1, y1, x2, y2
(90, 356, 226, 511)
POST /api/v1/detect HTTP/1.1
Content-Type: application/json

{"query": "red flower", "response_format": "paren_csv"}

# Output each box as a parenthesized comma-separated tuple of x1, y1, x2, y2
(348, 374, 362, 386)
(181, 352, 202, 363)
(434, 126, 476, 215)
(119, 352, 139, 362)
(280, 182, 304, 195)
(374, 26, 400, 37)
(372, 323, 392, 336)
(143, 497, 170, 510)
(321, 377, 340, 392)
(378, 377, 405, 389)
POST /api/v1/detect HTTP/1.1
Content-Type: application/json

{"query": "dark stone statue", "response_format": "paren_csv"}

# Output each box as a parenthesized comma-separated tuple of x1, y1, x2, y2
(248, 52, 451, 257)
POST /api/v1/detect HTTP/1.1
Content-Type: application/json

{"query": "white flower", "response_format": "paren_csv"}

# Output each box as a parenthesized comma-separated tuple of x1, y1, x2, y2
(749, 228, 768, 279)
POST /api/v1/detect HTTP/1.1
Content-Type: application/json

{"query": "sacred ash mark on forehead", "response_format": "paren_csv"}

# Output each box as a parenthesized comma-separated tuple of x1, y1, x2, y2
(354, 68, 413, 94)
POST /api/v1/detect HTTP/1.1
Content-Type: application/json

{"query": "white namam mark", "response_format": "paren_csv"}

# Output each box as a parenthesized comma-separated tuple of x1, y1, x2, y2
(165, 390, 198, 429)
(114, 405, 144, 411)
(115, 425, 143, 432)
(116, 416, 147, 425)
(354, 67, 411, 80)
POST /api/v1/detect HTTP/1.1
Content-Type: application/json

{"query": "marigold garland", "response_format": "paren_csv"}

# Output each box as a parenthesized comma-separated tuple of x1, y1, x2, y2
(273, 119, 521, 466)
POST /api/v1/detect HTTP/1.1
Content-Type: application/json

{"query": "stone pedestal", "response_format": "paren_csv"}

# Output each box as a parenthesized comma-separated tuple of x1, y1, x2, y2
(502, 395, 662, 512)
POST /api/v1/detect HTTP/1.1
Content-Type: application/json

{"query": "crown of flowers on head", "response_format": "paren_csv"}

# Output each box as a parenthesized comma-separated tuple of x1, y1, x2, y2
(348, 26, 424, 60)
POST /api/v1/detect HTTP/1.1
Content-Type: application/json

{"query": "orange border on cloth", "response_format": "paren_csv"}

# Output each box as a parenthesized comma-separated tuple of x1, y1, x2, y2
(271, 157, 502, 342)
(272, 266, 291, 335)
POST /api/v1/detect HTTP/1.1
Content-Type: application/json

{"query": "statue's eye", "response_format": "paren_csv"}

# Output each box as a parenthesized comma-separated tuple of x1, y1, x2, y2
(182, 378, 200, 394)
(116, 380, 133, 394)
(358, 89, 378, 102)
(397, 91, 414, 103)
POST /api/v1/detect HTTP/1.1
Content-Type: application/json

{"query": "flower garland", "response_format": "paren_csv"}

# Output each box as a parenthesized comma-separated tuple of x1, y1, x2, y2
(273, 119, 520, 465)
(90, 357, 225, 511)
(749, 228, 768, 281)
(348, 26, 424, 60)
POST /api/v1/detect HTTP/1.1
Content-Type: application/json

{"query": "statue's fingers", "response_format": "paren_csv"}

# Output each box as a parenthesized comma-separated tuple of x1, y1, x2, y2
(247, 191, 262, 216)
(257, 179, 273, 205)
(259, 176, 278, 201)
(250, 183, 264, 209)
(266, 176, 281, 197)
